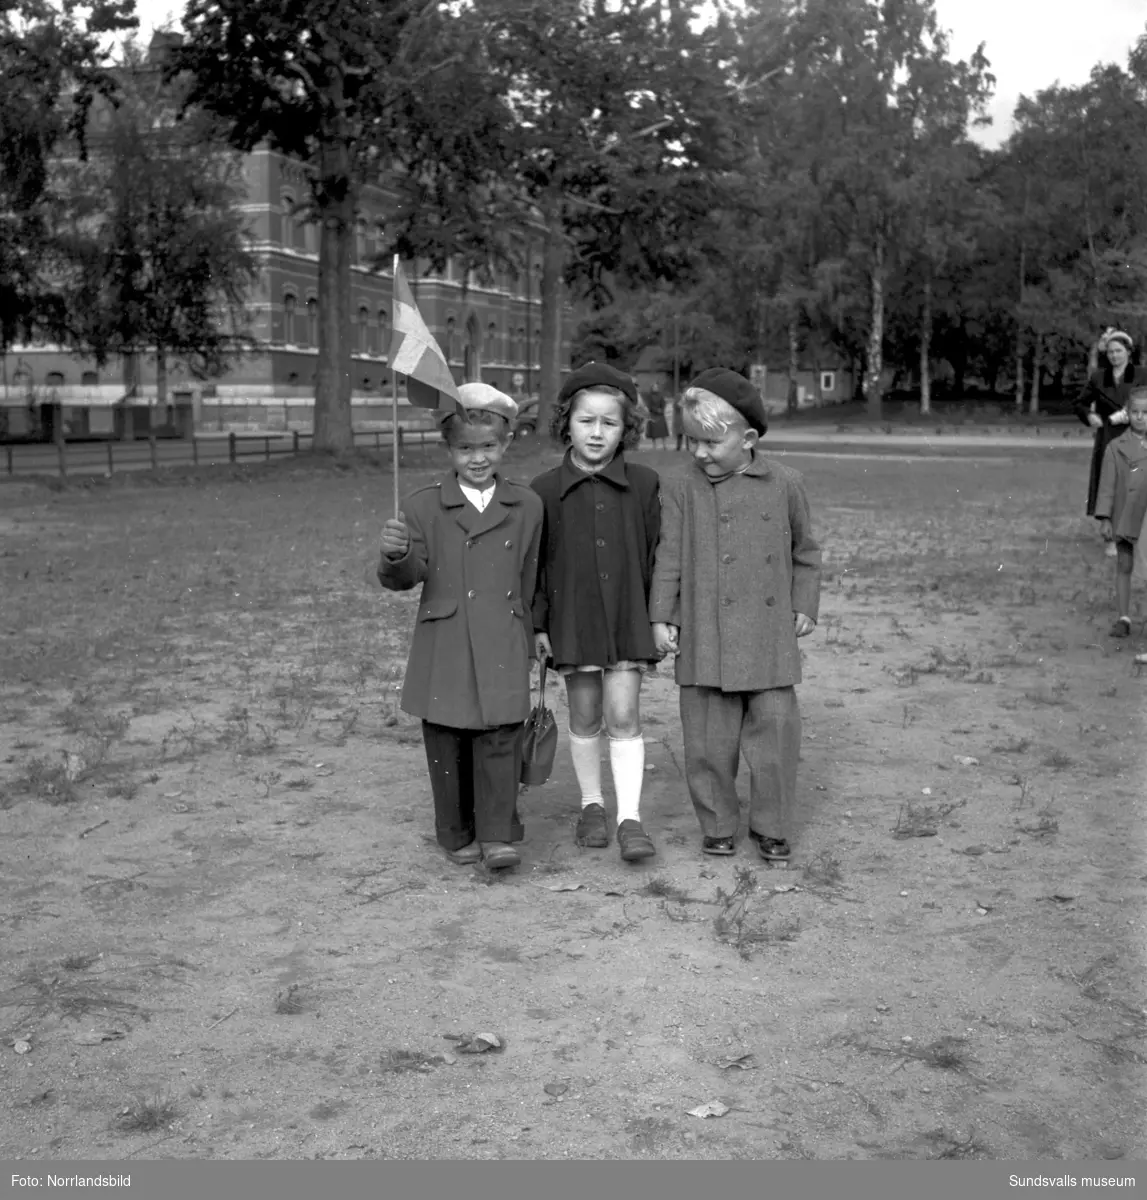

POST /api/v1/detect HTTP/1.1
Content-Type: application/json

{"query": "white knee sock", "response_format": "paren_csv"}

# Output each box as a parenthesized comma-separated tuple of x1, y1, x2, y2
(568, 730, 603, 808)
(609, 734, 645, 824)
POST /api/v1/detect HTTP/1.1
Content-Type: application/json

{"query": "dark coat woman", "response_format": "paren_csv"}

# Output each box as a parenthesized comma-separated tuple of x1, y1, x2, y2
(1074, 332, 1137, 517)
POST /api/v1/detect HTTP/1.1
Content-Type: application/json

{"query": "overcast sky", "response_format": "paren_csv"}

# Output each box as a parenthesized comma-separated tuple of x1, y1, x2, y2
(128, 0, 1146, 148)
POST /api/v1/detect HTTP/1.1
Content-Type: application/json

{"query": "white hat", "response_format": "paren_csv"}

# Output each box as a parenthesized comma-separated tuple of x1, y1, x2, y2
(457, 382, 518, 421)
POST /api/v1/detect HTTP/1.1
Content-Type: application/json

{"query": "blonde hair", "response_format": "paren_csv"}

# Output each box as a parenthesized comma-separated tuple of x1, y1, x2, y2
(681, 387, 749, 436)
(440, 409, 512, 445)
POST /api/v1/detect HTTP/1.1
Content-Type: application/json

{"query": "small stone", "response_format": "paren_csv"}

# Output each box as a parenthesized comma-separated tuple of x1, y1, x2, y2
(899, 891, 908, 897)
(901, 1036, 913, 1044)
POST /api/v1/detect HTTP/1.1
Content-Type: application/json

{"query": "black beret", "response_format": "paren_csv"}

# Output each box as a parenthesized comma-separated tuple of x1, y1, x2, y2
(557, 361, 639, 408)
(688, 368, 768, 435)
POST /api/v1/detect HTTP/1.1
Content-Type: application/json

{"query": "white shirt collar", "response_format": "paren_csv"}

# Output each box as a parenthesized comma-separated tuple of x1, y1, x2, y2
(458, 480, 496, 512)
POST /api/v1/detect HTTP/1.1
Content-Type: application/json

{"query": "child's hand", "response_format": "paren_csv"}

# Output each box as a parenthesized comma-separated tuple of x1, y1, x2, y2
(535, 632, 553, 661)
(794, 612, 816, 637)
(1088, 411, 1104, 429)
(652, 622, 679, 655)
(1099, 518, 1113, 539)
(1111, 408, 1130, 425)
(381, 513, 410, 558)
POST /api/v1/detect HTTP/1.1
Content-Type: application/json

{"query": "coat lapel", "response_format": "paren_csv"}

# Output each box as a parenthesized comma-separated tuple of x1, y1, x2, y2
(439, 472, 519, 538)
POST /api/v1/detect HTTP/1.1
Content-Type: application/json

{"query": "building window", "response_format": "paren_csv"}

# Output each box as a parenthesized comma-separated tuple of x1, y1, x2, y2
(355, 221, 367, 265)
(517, 326, 526, 363)
(82, 370, 99, 387)
(486, 322, 498, 361)
(283, 293, 297, 344)
(304, 221, 318, 254)
(445, 316, 457, 362)
(820, 371, 836, 393)
(359, 305, 371, 354)
(46, 371, 65, 387)
(306, 297, 318, 347)
(378, 309, 390, 360)
(281, 193, 296, 249)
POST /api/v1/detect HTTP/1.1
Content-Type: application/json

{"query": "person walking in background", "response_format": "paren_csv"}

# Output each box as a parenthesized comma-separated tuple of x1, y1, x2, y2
(650, 368, 821, 863)
(531, 363, 661, 862)
(673, 391, 685, 452)
(1076, 329, 1138, 557)
(1094, 386, 1147, 639)
(379, 384, 542, 871)
(644, 383, 669, 449)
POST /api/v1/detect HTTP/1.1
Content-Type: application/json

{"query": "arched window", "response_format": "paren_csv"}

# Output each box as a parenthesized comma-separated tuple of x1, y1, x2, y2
(517, 326, 526, 363)
(304, 221, 318, 255)
(486, 322, 498, 361)
(355, 221, 368, 265)
(306, 297, 318, 347)
(46, 371, 65, 387)
(532, 328, 540, 367)
(378, 309, 390, 359)
(359, 305, 371, 354)
(81, 370, 99, 387)
(445, 316, 457, 362)
(283, 294, 297, 344)
(281, 193, 296, 249)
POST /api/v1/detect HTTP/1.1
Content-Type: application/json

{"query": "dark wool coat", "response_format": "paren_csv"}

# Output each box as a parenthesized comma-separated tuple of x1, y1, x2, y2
(1095, 433, 1147, 542)
(1075, 365, 1138, 516)
(530, 451, 661, 668)
(649, 455, 822, 692)
(379, 472, 543, 729)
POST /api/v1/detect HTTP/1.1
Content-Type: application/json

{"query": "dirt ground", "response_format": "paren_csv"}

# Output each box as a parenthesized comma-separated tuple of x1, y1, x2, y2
(0, 439, 1144, 1162)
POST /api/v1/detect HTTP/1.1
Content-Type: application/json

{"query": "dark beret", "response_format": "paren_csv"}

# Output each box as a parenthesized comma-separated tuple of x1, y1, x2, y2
(688, 368, 768, 435)
(557, 361, 639, 408)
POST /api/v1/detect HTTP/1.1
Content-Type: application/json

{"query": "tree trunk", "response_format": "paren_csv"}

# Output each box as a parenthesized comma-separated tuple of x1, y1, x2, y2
(120, 350, 137, 440)
(156, 346, 167, 409)
(786, 315, 799, 416)
(1015, 238, 1026, 412)
(312, 114, 355, 453)
(536, 198, 566, 435)
(863, 231, 885, 419)
(952, 317, 966, 399)
(920, 272, 932, 416)
(1029, 331, 1042, 415)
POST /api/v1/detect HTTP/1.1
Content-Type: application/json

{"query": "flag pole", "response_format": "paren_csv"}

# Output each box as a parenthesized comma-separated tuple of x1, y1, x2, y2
(392, 254, 400, 519)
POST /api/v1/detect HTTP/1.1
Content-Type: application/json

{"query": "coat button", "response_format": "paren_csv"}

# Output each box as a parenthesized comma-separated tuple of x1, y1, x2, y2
(596, 538, 606, 547)
(506, 590, 513, 598)
(596, 503, 605, 512)
(505, 540, 513, 548)
(766, 553, 773, 564)
(722, 554, 734, 564)
(720, 513, 730, 523)
(466, 540, 474, 548)
(600, 572, 609, 580)
(766, 596, 775, 607)
(468, 589, 477, 599)
(722, 597, 733, 606)
(762, 513, 772, 521)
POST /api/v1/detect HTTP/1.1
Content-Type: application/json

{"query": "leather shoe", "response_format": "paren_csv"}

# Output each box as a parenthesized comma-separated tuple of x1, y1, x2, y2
(617, 820, 656, 861)
(446, 841, 481, 865)
(702, 836, 736, 856)
(575, 803, 610, 848)
(481, 842, 521, 869)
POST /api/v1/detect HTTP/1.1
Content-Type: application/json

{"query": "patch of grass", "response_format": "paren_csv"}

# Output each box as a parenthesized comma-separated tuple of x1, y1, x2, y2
(1016, 802, 1059, 837)
(642, 875, 689, 901)
(61, 953, 98, 971)
(378, 1048, 448, 1074)
(1023, 684, 1069, 706)
(893, 798, 965, 839)
(991, 736, 1031, 754)
(713, 867, 799, 958)
(1041, 750, 1073, 770)
(16, 756, 78, 806)
(115, 1092, 178, 1133)
(910, 1036, 974, 1070)
(105, 776, 140, 800)
(285, 776, 313, 792)
(274, 984, 304, 1014)
(803, 850, 844, 887)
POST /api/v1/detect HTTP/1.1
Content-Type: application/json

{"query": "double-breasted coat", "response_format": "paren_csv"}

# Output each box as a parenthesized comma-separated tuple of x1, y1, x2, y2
(649, 455, 822, 692)
(1095, 433, 1147, 542)
(379, 472, 543, 729)
(530, 451, 661, 668)
(1074, 365, 1138, 516)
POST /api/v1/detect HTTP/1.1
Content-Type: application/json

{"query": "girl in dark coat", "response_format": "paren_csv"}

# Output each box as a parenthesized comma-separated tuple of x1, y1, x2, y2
(531, 363, 661, 863)
(1075, 330, 1137, 549)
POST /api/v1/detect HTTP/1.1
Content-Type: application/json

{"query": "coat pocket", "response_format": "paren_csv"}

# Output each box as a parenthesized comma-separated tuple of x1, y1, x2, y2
(417, 599, 458, 622)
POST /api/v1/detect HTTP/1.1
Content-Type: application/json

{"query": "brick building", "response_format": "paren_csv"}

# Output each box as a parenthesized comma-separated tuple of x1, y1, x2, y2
(1, 41, 566, 439)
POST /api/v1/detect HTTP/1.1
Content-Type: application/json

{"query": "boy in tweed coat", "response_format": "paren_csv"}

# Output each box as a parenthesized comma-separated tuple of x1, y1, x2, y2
(650, 369, 821, 861)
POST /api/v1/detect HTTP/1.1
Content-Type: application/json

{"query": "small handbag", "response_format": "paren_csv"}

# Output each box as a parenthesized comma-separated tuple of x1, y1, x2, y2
(521, 661, 558, 786)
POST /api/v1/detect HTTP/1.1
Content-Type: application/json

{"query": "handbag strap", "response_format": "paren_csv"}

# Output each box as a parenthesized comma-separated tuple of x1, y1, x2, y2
(537, 660, 548, 701)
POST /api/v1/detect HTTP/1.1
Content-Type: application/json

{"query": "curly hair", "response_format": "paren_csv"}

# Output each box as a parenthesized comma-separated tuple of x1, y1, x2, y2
(549, 385, 644, 451)
(681, 386, 750, 436)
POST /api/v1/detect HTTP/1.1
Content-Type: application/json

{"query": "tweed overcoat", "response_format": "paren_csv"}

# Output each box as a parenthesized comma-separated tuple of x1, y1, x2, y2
(530, 451, 661, 668)
(1074, 365, 1138, 516)
(378, 472, 543, 729)
(649, 455, 822, 692)
(1095, 433, 1147, 542)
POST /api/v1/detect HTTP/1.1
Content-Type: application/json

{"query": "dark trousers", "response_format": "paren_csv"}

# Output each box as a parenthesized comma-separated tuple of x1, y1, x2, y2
(421, 720, 525, 850)
(679, 685, 801, 840)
